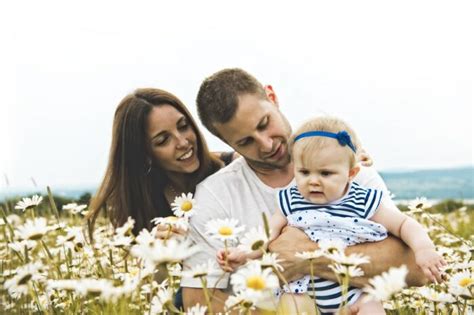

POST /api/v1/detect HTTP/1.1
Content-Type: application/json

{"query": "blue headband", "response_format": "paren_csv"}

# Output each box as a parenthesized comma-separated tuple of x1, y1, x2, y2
(294, 130, 357, 153)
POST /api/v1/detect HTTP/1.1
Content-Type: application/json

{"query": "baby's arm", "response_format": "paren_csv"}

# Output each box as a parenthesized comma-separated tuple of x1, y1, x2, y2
(268, 210, 289, 241)
(216, 211, 288, 272)
(371, 201, 446, 283)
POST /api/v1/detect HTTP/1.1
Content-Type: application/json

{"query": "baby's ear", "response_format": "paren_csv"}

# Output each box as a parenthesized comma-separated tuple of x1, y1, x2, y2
(349, 165, 360, 181)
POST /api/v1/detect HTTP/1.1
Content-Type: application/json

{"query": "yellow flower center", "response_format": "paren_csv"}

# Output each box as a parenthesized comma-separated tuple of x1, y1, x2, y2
(246, 276, 266, 290)
(458, 277, 474, 288)
(218, 226, 233, 236)
(180, 201, 193, 212)
(251, 240, 265, 251)
(29, 232, 44, 241)
(18, 274, 33, 285)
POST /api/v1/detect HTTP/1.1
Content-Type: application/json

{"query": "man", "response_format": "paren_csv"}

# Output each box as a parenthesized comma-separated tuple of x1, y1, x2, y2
(182, 68, 426, 311)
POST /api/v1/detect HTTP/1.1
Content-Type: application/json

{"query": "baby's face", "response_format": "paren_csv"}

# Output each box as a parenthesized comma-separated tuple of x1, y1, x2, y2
(294, 141, 355, 204)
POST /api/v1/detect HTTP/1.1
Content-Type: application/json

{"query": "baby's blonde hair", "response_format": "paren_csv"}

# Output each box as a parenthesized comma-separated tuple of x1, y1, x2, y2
(289, 116, 360, 168)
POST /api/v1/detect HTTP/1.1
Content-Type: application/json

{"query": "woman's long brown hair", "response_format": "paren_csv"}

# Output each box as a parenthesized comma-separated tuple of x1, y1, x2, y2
(87, 88, 222, 235)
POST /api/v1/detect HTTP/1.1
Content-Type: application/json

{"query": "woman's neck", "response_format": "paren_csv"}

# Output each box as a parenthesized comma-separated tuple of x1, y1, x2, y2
(165, 172, 193, 198)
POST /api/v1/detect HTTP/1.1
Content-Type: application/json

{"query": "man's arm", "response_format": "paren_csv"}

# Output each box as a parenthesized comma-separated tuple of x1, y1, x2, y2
(268, 226, 428, 287)
(183, 287, 229, 313)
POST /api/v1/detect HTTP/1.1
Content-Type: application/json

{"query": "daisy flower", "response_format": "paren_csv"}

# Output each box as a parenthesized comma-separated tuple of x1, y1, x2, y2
(328, 252, 370, 267)
(182, 259, 220, 279)
(230, 261, 279, 300)
(329, 263, 364, 278)
(225, 290, 258, 312)
(171, 192, 196, 218)
(0, 214, 22, 226)
(4, 262, 44, 298)
(134, 227, 157, 246)
(110, 234, 134, 248)
(8, 240, 37, 252)
(62, 203, 87, 214)
(131, 238, 200, 265)
(417, 287, 456, 303)
(14, 195, 43, 212)
(448, 270, 473, 298)
(151, 216, 189, 232)
(295, 250, 324, 260)
(205, 218, 245, 243)
(318, 239, 346, 256)
(15, 217, 50, 241)
(260, 253, 284, 272)
(239, 226, 269, 252)
(76, 279, 116, 297)
(150, 288, 174, 314)
(408, 197, 432, 213)
(115, 217, 135, 236)
(186, 304, 207, 315)
(363, 265, 408, 302)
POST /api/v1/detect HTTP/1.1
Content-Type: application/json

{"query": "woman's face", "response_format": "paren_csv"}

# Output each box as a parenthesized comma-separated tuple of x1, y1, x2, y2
(147, 104, 200, 174)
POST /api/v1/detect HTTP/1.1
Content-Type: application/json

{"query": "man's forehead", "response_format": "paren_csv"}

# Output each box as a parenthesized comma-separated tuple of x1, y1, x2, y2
(214, 97, 273, 143)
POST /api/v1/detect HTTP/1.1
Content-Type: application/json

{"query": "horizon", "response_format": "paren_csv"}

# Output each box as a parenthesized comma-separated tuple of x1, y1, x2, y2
(2, 165, 473, 192)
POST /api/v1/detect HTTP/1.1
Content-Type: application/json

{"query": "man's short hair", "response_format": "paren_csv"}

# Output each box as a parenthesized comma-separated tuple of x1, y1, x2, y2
(196, 68, 267, 137)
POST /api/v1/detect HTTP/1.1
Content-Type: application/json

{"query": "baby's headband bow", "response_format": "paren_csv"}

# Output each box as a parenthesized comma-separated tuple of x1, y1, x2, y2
(294, 130, 357, 153)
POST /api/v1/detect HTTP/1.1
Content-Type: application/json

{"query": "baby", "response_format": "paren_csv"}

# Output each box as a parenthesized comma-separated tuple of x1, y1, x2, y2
(217, 116, 445, 314)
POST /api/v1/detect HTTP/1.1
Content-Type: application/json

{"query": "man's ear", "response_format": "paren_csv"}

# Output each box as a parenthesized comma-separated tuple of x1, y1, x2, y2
(349, 165, 360, 181)
(264, 85, 279, 106)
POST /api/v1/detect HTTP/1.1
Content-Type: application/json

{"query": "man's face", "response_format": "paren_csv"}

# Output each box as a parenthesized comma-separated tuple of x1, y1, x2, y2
(213, 93, 292, 170)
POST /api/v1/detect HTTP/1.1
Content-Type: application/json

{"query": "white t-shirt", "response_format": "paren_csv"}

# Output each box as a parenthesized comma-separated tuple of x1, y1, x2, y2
(181, 157, 392, 289)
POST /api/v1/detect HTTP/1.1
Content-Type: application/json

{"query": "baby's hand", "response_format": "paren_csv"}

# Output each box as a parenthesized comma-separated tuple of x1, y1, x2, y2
(415, 247, 447, 283)
(216, 247, 248, 273)
(357, 149, 373, 167)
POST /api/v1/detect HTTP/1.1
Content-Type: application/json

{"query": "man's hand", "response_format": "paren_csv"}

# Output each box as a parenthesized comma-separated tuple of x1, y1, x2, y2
(268, 226, 319, 281)
(269, 227, 428, 287)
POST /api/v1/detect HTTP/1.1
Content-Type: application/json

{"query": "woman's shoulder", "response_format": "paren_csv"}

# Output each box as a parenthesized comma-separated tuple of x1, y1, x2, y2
(213, 151, 239, 166)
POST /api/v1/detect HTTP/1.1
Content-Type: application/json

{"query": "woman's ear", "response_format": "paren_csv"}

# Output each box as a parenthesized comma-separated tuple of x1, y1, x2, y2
(264, 85, 279, 106)
(348, 165, 360, 181)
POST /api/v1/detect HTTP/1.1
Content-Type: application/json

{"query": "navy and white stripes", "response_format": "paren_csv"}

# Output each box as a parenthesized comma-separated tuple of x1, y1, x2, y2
(278, 182, 383, 220)
(277, 182, 387, 313)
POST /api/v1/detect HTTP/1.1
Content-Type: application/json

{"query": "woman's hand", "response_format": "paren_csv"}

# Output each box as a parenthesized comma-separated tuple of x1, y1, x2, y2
(155, 223, 187, 240)
(216, 247, 248, 272)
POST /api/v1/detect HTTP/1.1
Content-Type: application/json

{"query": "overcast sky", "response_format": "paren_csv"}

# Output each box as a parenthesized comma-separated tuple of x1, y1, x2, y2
(1, 0, 473, 189)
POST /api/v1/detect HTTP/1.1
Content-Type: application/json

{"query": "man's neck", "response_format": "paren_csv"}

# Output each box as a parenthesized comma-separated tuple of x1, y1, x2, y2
(247, 161, 294, 188)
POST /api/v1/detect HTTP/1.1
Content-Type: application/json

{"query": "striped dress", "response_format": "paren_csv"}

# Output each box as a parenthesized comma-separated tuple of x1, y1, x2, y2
(277, 182, 388, 314)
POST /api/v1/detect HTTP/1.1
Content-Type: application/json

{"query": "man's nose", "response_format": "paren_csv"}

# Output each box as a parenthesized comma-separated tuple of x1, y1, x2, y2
(255, 133, 273, 153)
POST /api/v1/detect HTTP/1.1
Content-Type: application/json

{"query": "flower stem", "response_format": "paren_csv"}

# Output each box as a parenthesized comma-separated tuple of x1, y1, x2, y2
(273, 266, 301, 315)
(199, 277, 214, 315)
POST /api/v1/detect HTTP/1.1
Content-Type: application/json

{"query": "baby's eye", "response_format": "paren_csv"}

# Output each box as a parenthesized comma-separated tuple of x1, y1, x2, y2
(321, 171, 332, 177)
(299, 169, 310, 176)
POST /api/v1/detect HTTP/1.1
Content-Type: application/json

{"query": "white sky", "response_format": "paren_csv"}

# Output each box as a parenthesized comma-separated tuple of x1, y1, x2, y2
(1, 0, 473, 189)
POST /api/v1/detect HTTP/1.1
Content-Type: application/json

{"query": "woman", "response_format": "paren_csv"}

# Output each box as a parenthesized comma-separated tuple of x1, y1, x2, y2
(88, 88, 230, 235)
